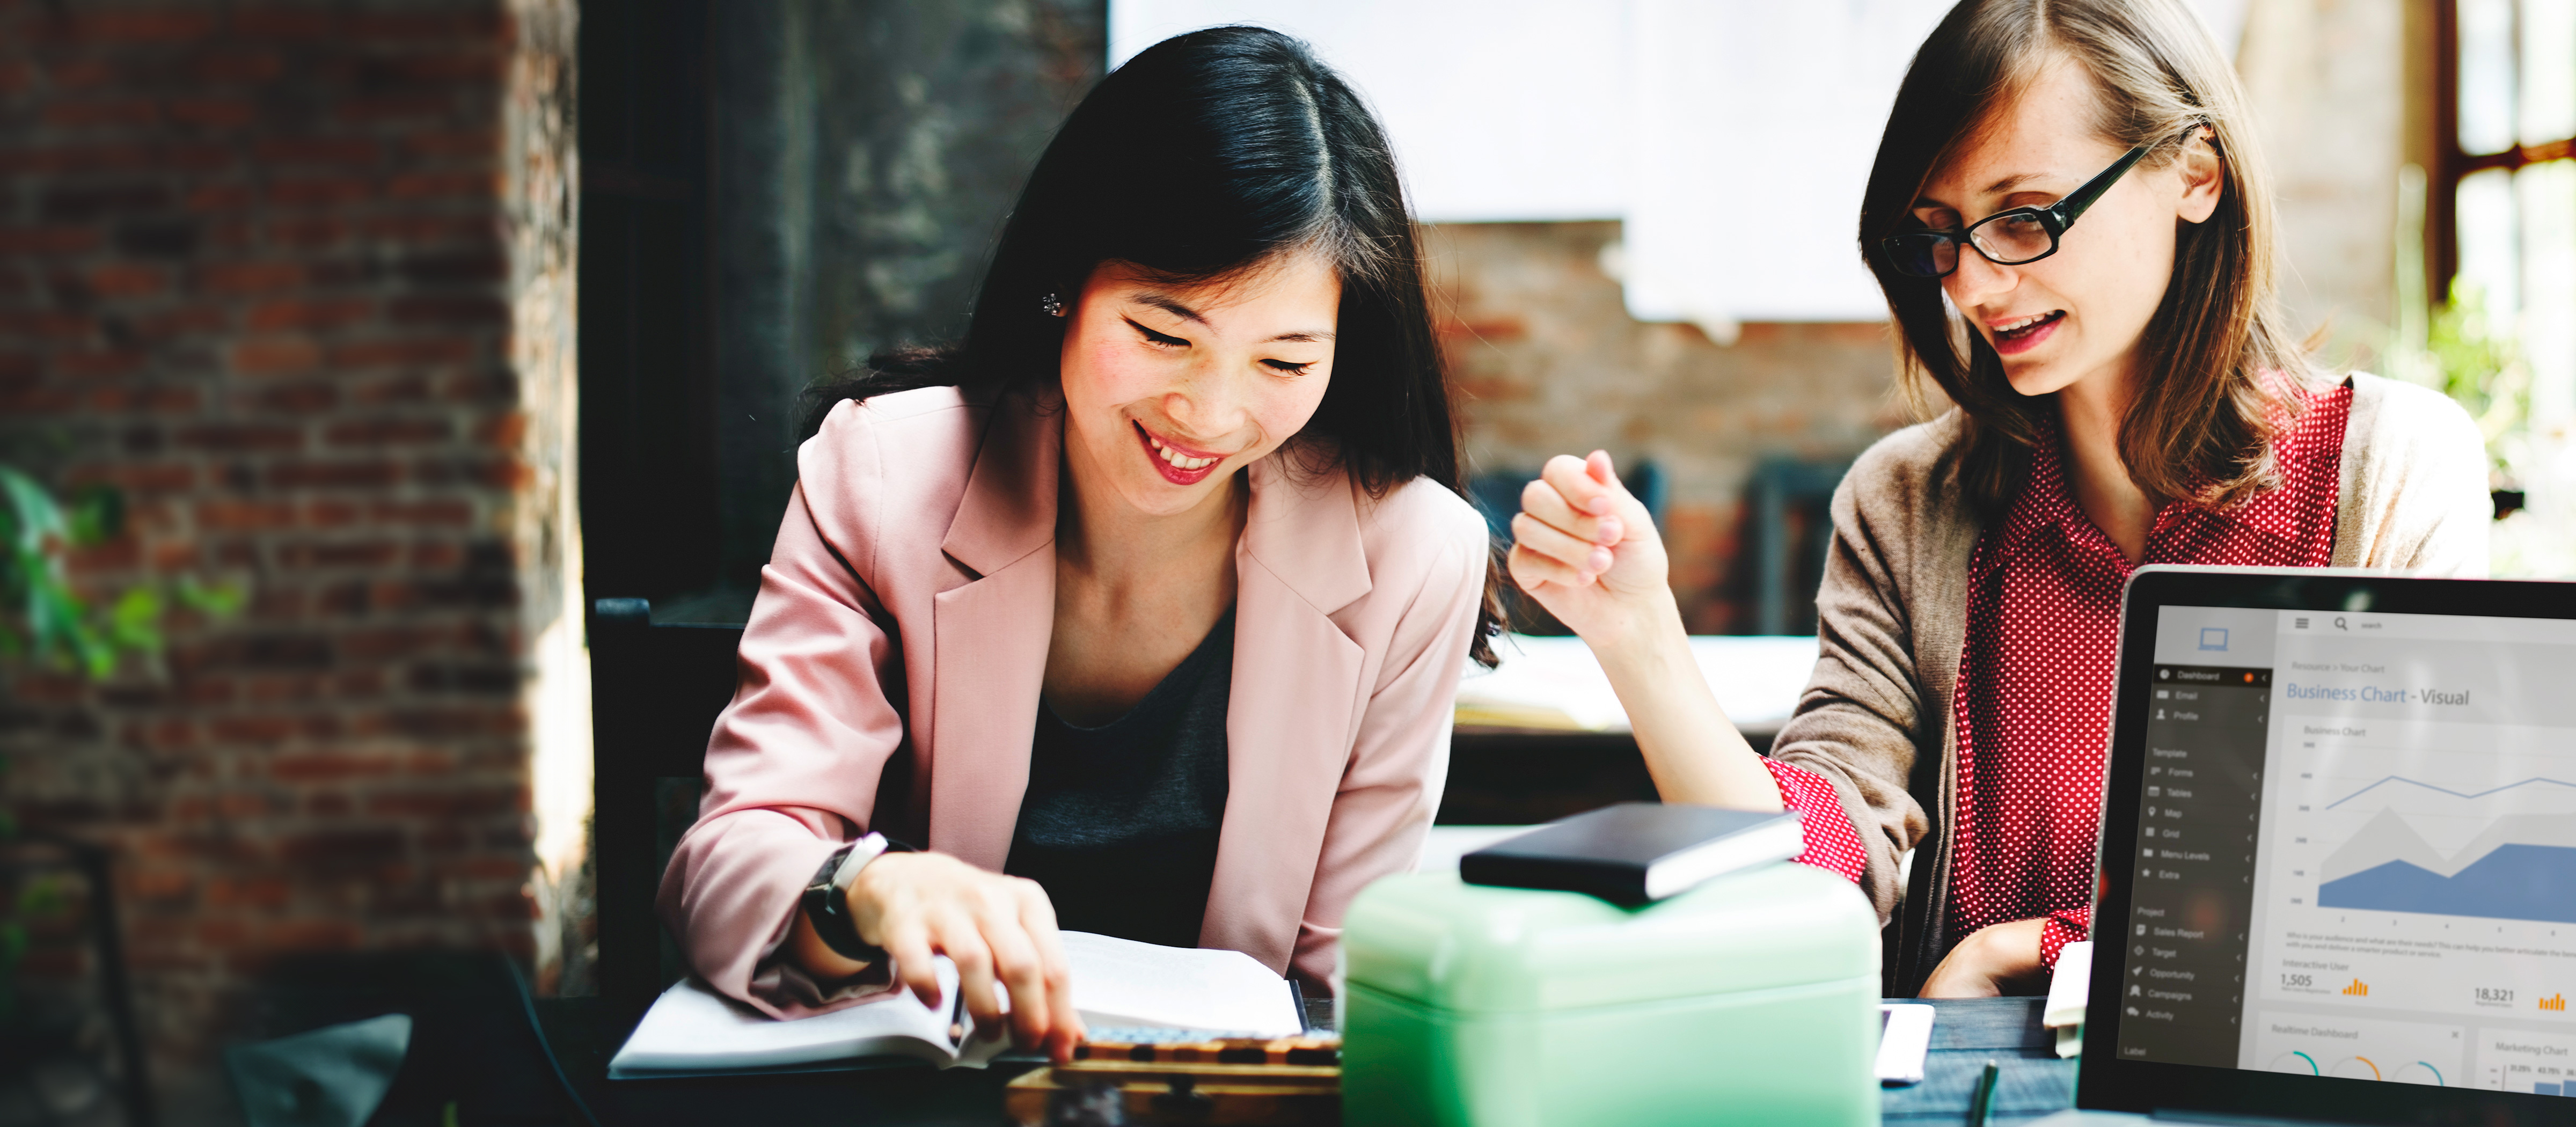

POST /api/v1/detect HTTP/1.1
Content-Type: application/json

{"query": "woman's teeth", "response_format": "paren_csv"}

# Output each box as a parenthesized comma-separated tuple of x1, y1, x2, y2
(1996, 311, 2062, 336)
(1148, 434, 1219, 471)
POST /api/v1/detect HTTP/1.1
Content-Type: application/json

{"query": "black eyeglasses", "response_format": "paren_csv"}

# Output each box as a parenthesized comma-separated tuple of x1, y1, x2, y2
(1878, 140, 2159, 279)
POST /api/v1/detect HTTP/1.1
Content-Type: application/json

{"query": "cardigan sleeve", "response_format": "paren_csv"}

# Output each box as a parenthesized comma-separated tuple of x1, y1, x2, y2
(1761, 426, 1954, 927)
(2340, 374, 2494, 577)
(656, 408, 915, 1019)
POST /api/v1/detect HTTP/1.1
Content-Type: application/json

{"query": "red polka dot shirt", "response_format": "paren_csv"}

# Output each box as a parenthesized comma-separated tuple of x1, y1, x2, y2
(1769, 383, 2350, 973)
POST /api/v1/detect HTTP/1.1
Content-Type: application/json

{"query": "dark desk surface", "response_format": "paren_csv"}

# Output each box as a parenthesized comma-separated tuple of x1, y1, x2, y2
(1886, 997, 2079, 1124)
(536, 995, 2075, 1126)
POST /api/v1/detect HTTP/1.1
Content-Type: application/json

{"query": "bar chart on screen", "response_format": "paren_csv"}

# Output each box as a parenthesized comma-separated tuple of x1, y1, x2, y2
(2472, 1028, 2576, 1094)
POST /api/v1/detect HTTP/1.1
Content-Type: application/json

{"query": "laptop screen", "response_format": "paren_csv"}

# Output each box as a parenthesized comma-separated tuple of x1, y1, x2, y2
(2111, 604, 2576, 1096)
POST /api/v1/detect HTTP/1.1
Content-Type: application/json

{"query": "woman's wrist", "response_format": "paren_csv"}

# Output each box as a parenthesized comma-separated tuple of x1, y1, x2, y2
(1580, 587, 1689, 665)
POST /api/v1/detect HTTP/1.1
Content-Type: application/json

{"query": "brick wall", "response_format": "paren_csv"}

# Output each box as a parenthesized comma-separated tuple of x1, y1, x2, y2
(1430, 221, 1920, 633)
(0, 0, 578, 1105)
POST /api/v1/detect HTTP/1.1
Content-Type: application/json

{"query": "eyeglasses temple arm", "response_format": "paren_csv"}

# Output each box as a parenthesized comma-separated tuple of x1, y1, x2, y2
(2047, 143, 2153, 226)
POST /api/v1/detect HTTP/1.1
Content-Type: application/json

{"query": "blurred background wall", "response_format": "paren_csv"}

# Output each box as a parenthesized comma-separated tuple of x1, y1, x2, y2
(1, 0, 2564, 1121)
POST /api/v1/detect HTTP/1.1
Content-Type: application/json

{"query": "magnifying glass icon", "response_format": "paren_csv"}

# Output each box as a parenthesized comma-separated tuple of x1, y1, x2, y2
(2333, 616, 2347, 631)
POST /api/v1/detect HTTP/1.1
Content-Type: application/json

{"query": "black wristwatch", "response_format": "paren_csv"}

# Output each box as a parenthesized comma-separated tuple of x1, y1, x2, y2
(800, 832, 914, 964)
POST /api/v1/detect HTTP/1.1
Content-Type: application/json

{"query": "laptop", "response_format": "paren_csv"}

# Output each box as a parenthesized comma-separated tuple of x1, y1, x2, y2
(2049, 566, 2576, 1126)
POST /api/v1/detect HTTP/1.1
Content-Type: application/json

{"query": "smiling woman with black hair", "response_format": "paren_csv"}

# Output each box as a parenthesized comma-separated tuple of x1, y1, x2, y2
(653, 26, 1499, 1063)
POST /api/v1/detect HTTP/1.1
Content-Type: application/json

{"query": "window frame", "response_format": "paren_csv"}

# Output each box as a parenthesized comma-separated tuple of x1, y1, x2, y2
(2426, 0, 2576, 299)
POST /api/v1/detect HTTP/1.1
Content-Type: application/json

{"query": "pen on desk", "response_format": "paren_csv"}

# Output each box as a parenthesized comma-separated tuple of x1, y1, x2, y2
(1966, 1058, 2000, 1127)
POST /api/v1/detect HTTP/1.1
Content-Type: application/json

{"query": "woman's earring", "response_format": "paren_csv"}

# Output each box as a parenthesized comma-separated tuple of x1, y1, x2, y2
(1040, 292, 1065, 317)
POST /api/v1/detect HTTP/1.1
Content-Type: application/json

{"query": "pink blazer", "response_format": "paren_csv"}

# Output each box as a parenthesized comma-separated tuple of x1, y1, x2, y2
(657, 383, 1490, 1016)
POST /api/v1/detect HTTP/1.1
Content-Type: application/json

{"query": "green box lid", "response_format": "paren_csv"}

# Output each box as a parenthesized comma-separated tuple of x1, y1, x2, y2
(1343, 862, 1878, 1014)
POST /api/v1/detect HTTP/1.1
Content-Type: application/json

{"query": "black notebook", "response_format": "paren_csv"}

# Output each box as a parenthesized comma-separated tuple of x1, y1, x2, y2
(1459, 802, 1805, 905)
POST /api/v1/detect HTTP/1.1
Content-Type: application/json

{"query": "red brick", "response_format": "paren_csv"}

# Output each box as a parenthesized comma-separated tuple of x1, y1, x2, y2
(55, 348, 147, 378)
(0, 145, 158, 175)
(186, 182, 257, 213)
(209, 716, 296, 743)
(41, 182, 170, 222)
(270, 753, 396, 781)
(175, 423, 303, 453)
(264, 218, 348, 247)
(70, 11, 221, 40)
(85, 263, 167, 298)
(260, 920, 362, 950)
(166, 98, 259, 129)
(253, 137, 382, 168)
(44, 98, 160, 129)
(327, 338, 475, 369)
(472, 412, 526, 448)
(360, 214, 494, 246)
(128, 868, 195, 903)
(367, 786, 524, 818)
(246, 298, 372, 332)
(185, 50, 287, 85)
(372, 499, 471, 526)
(278, 539, 399, 568)
(336, 95, 452, 123)
(266, 177, 374, 209)
(386, 171, 497, 201)
(326, 417, 451, 447)
(396, 251, 506, 285)
(346, 12, 505, 40)
(0, 310, 94, 340)
(268, 459, 399, 489)
(47, 57, 122, 89)
(228, 9, 338, 39)
(402, 130, 499, 160)
(206, 878, 290, 909)
(252, 381, 340, 414)
(230, 336, 320, 375)
(79, 462, 196, 492)
(304, 499, 361, 527)
(195, 501, 296, 531)
(200, 261, 304, 294)
(0, 225, 104, 254)
(128, 304, 228, 340)
(389, 296, 508, 326)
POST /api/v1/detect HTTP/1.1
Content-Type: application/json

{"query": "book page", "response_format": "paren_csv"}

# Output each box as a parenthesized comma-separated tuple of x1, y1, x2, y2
(1058, 931, 1302, 1036)
(609, 958, 971, 1076)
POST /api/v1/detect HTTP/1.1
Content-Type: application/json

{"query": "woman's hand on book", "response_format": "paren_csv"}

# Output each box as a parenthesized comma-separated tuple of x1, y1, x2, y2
(1508, 451, 1678, 647)
(848, 852, 1086, 1061)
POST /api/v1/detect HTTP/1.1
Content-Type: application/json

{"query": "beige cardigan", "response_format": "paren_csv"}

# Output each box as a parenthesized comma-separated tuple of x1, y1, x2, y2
(1767, 372, 2493, 994)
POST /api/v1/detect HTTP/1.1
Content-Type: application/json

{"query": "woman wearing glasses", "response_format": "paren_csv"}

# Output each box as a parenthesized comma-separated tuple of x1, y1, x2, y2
(1510, 0, 2489, 997)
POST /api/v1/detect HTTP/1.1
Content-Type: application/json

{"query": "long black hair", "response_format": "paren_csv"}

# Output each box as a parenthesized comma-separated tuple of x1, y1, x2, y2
(809, 25, 1503, 664)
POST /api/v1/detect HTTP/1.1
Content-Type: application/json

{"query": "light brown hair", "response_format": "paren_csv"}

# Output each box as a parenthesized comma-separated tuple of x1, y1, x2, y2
(1857, 0, 2308, 518)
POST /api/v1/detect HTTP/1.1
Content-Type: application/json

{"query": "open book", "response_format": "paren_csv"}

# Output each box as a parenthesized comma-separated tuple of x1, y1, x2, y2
(608, 931, 1306, 1078)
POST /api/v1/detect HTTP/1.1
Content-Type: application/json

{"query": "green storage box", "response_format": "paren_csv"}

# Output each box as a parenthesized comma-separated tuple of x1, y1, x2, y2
(1341, 862, 1880, 1127)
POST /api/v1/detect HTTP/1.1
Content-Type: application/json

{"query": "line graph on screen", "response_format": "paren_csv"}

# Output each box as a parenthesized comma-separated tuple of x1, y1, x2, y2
(2315, 775, 2576, 924)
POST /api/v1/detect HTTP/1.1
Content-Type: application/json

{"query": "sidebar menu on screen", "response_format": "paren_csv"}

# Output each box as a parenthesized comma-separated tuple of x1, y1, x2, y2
(2114, 664, 2271, 1066)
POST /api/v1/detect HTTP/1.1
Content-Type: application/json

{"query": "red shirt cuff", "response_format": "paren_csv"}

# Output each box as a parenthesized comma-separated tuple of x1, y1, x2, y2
(2042, 908, 2091, 969)
(1765, 759, 1867, 883)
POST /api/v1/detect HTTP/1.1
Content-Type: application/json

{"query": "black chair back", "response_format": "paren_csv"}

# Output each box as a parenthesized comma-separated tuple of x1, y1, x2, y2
(586, 598, 744, 1022)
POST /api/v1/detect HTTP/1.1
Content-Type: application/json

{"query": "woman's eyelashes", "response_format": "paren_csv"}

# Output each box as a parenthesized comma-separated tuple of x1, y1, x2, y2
(1128, 318, 1189, 348)
(1125, 316, 1319, 376)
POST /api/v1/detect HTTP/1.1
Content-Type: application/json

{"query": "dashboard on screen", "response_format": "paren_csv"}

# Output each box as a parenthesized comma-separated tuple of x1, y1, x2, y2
(2110, 606, 2576, 1097)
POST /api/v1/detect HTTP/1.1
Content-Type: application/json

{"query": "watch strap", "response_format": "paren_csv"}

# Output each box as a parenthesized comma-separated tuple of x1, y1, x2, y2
(802, 833, 903, 964)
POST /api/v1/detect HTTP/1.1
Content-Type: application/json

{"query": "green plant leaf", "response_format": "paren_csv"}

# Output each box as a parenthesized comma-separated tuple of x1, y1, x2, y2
(65, 484, 122, 546)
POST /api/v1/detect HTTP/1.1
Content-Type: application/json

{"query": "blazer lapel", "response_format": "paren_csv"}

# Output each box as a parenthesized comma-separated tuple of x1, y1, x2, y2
(928, 392, 1059, 870)
(1201, 457, 1371, 972)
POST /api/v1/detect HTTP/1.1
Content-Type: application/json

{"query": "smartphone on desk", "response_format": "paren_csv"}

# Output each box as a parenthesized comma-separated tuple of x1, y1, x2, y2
(1878, 1003, 1936, 1086)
